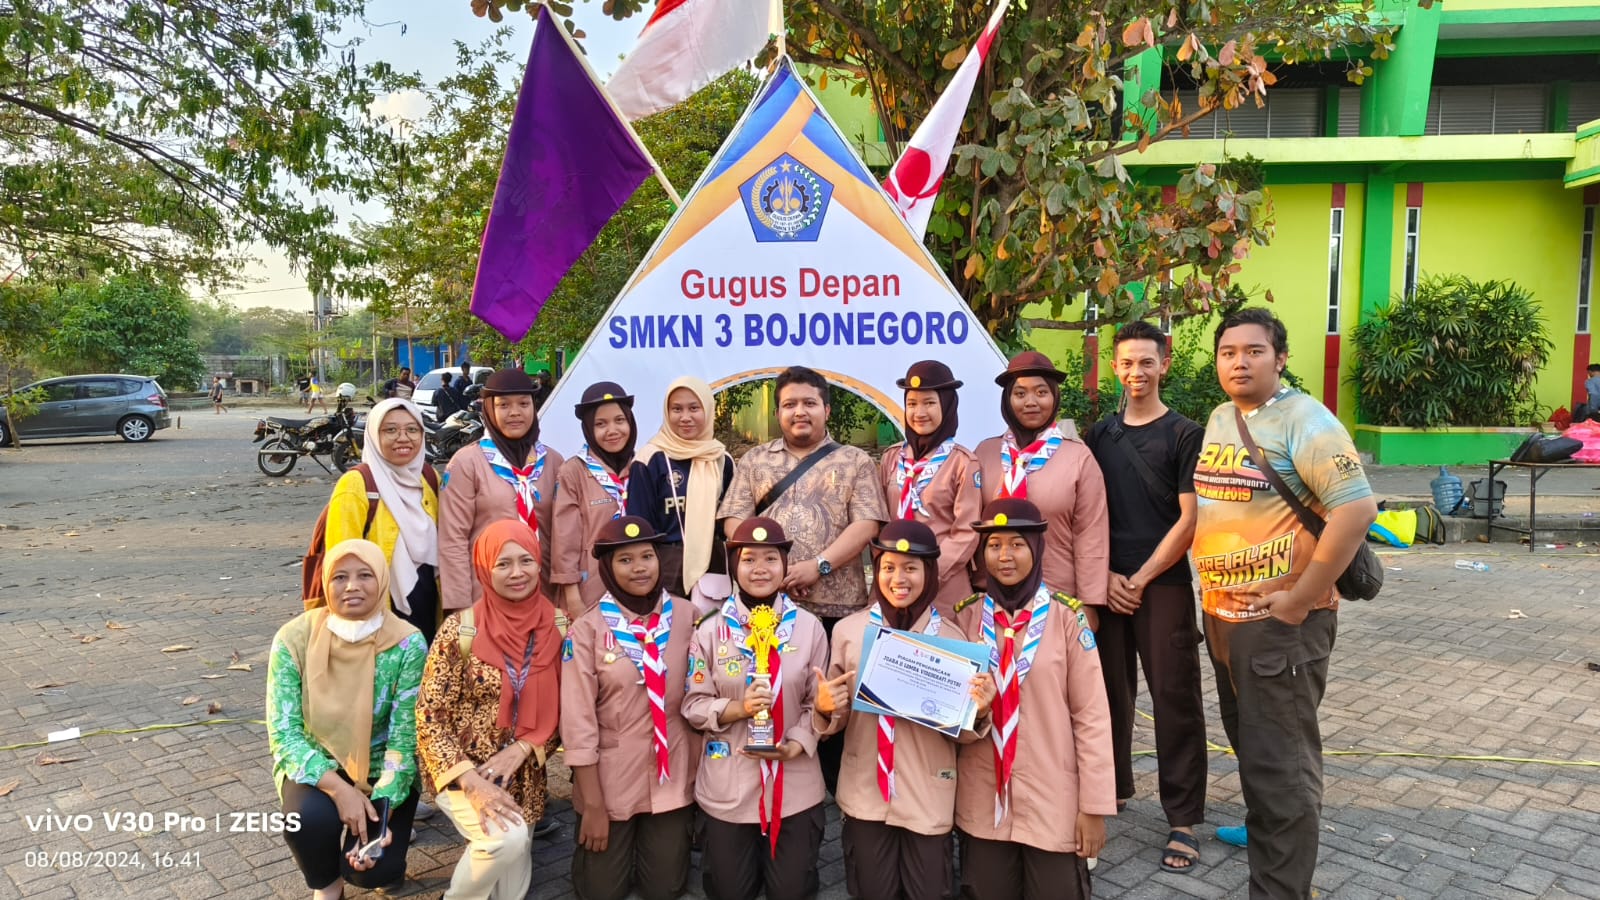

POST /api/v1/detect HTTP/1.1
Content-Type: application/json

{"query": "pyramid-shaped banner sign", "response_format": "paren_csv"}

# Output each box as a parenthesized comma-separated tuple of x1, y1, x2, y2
(539, 59, 1008, 452)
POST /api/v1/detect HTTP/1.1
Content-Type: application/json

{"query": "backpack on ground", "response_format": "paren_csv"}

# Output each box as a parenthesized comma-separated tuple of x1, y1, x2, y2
(301, 463, 440, 609)
(1412, 503, 1447, 545)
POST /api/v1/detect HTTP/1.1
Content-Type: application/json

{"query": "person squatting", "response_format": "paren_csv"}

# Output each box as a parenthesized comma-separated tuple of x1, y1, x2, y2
(266, 308, 1376, 900)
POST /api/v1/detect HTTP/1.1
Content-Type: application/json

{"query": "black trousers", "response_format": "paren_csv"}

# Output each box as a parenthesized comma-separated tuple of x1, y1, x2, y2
(399, 563, 440, 646)
(701, 804, 825, 900)
(957, 833, 1090, 900)
(842, 817, 954, 900)
(571, 805, 695, 900)
(280, 774, 419, 891)
(817, 614, 845, 796)
(1206, 609, 1337, 900)
(1095, 581, 1208, 826)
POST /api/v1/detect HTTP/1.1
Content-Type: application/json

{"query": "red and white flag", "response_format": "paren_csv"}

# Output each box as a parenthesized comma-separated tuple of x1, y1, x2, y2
(883, 0, 1011, 239)
(607, 0, 775, 121)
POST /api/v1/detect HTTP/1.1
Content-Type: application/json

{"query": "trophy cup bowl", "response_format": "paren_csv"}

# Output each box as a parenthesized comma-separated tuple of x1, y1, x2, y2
(743, 606, 780, 753)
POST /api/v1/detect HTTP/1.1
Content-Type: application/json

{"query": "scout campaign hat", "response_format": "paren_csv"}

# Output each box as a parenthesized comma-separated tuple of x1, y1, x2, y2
(480, 368, 539, 396)
(574, 381, 635, 413)
(896, 360, 963, 392)
(972, 497, 1048, 534)
(725, 517, 794, 553)
(993, 350, 1068, 387)
(591, 516, 665, 558)
(870, 520, 941, 559)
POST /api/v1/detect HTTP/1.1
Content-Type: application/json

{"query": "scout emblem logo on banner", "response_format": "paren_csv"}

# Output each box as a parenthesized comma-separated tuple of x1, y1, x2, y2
(744, 154, 832, 242)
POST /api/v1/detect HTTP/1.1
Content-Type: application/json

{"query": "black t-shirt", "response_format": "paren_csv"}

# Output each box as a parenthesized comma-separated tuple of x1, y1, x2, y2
(295, 377, 311, 392)
(626, 453, 736, 570)
(1084, 409, 1204, 584)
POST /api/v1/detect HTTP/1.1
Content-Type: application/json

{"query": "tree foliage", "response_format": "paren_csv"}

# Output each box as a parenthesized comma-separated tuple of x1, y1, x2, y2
(478, 0, 1405, 345)
(0, 0, 414, 286)
(353, 34, 757, 360)
(1351, 275, 1551, 428)
(43, 275, 207, 390)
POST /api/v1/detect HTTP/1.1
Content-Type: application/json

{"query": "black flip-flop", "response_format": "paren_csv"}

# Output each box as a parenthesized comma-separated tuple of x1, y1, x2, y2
(1160, 830, 1200, 873)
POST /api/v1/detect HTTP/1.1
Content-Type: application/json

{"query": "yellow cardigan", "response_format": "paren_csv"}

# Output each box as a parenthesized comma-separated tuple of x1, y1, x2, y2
(324, 468, 440, 563)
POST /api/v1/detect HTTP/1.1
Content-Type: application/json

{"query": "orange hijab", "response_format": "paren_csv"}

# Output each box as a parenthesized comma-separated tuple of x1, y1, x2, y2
(470, 520, 561, 745)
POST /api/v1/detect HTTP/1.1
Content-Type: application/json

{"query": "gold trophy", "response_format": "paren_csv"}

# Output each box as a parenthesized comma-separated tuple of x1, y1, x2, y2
(744, 605, 779, 752)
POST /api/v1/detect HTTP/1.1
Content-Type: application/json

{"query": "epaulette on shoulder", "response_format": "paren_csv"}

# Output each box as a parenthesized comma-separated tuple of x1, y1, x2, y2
(694, 609, 720, 628)
(954, 593, 983, 613)
(1052, 591, 1084, 612)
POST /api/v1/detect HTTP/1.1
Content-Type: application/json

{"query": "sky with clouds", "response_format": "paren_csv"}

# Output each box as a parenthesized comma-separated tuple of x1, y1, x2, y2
(222, 0, 638, 312)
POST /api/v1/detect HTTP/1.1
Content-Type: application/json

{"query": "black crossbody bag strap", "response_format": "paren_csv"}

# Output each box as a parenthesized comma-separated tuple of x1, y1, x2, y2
(755, 441, 841, 516)
(1108, 415, 1177, 508)
(1233, 408, 1325, 537)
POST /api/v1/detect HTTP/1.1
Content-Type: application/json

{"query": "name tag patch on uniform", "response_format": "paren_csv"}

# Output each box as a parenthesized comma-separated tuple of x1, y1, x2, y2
(707, 741, 731, 759)
(590, 498, 614, 507)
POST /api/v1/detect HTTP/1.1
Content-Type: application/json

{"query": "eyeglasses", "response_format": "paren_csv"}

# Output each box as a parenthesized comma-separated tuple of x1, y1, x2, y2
(380, 426, 423, 438)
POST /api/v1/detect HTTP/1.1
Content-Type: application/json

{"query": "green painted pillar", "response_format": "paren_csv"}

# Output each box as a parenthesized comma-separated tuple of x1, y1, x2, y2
(1360, 0, 1442, 137)
(1355, 171, 1397, 425)
(1121, 47, 1163, 141)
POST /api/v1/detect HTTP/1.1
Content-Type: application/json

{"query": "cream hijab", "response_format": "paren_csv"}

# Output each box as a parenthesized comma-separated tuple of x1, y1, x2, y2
(362, 398, 439, 614)
(638, 376, 726, 588)
(284, 540, 417, 790)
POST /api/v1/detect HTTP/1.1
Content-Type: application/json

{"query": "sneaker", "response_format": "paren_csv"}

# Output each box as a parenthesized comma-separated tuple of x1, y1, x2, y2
(414, 799, 437, 821)
(1216, 825, 1248, 848)
(530, 816, 561, 840)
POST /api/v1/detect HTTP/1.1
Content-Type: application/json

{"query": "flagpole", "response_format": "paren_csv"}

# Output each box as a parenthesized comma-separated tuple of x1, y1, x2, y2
(771, 0, 786, 57)
(545, 9, 683, 207)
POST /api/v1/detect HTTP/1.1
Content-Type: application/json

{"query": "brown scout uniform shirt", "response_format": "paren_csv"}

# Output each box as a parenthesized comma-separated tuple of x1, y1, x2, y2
(552, 455, 630, 615)
(953, 594, 1117, 853)
(878, 442, 984, 617)
(438, 443, 563, 611)
(974, 423, 1111, 607)
(560, 594, 698, 820)
(682, 600, 829, 824)
(717, 436, 889, 619)
(813, 605, 986, 836)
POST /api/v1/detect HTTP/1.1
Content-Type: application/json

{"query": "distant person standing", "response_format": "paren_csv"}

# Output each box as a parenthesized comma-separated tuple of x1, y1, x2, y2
(383, 367, 416, 401)
(297, 373, 313, 411)
(209, 377, 227, 415)
(1193, 307, 1377, 899)
(1083, 321, 1208, 873)
(307, 377, 328, 414)
(1585, 363, 1600, 422)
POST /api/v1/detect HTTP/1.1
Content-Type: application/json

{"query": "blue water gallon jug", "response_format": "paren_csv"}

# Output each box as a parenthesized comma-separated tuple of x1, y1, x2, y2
(1430, 466, 1464, 515)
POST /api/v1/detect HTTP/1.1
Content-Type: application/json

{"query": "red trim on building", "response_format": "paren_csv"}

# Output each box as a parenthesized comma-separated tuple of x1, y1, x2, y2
(1406, 182, 1424, 207)
(1323, 334, 1341, 415)
(1576, 334, 1593, 407)
(1331, 183, 1346, 209)
(1084, 333, 1100, 400)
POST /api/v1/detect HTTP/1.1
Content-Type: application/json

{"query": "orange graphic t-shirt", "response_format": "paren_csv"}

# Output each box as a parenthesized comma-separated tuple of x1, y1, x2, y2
(1192, 390, 1372, 621)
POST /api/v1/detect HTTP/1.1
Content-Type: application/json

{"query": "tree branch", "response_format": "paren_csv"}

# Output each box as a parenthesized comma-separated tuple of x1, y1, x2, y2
(808, 0, 932, 105)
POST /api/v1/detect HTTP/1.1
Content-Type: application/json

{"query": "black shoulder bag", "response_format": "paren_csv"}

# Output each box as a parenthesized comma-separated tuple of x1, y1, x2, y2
(1105, 414, 1177, 509)
(1233, 409, 1383, 601)
(754, 441, 841, 516)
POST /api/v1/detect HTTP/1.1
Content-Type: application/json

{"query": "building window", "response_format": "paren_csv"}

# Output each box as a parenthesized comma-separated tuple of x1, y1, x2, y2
(1327, 208, 1345, 332)
(1426, 84, 1549, 135)
(1403, 206, 1421, 300)
(1581, 205, 1596, 334)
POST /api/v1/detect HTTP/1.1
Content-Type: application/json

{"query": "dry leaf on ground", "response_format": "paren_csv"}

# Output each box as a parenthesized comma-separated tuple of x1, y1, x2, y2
(161, 645, 193, 653)
(77, 635, 100, 644)
(106, 621, 128, 630)
(0, 779, 19, 797)
(226, 663, 252, 672)
(26, 681, 65, 690)
(180, 696, 201, 706)
(35, 753, 81, 766)
(201, 674, 227, 680)
(206, 702, 222, 714)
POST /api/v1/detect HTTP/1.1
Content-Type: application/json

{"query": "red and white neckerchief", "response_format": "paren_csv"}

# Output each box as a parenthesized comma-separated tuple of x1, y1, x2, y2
(997, 426, 1064, 499)
(599, 592, 675, 783)
(721, 594, 798, 857)
(981, 587, 1051, 825)
(895, 438, 954, 520)
(582, 446, 629, 520)
(479, 438, 546, 532)
(865, 602, 941, 801)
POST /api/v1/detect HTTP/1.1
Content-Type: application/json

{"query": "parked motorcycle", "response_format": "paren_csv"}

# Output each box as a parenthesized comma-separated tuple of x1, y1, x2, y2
(429, 385, 485, 463)
(254, 388, 363, 477)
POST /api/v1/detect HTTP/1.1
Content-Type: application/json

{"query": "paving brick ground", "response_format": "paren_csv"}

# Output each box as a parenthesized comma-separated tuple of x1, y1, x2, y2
(1, 411, 1598, 898)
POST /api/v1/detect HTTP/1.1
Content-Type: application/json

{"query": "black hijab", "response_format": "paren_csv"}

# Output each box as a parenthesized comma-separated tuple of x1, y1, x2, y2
(576, 381, 638, 476)
(725, 517, 792, 608)
(974, 498, 1048, 611)
(481, 368, 540, 468)
(999, 378, 1061, 448)
(898, 360, 963, 461)
(869, 520, 941, 630)
(593, 516, 664, 616)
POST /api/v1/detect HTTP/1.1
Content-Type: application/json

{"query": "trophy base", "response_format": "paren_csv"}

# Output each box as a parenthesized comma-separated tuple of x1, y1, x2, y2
(743, 742, 779, 754)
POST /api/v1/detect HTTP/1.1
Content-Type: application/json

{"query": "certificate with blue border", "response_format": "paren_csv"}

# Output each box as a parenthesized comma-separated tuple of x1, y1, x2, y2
(852, 626, 990, 738)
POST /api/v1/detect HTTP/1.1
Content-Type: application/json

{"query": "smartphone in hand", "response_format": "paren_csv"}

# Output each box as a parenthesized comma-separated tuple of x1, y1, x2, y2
(341, 797, 391, 862)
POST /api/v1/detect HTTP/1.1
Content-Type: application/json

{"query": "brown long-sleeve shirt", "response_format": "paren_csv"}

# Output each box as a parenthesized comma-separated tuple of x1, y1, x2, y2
(559, 595, 698, 820)
(974, 423, 1111, 606)
(878, 441, 984, 617)
(552, 455, 636, 615)
(437, 443, 562, 610)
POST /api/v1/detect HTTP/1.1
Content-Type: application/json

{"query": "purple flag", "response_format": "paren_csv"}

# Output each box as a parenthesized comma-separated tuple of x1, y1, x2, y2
(470, 6, 654, 343)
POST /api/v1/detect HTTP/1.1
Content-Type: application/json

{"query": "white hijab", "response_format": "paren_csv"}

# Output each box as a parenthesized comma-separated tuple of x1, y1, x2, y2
(362, 398, 438, 614)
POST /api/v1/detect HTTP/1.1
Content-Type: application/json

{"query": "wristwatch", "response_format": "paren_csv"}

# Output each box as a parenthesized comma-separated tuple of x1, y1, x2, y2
(816, 556, 833, 576)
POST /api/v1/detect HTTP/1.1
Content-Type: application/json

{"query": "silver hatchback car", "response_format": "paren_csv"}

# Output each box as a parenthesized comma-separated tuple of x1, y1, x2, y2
(4, 374, 172, 443)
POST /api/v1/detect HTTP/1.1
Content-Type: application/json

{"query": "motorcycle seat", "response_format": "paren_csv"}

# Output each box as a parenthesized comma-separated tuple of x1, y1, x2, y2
(266, 416, 314, 429)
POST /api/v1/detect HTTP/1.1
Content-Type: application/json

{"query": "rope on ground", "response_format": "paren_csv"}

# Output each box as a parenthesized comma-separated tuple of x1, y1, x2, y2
(0, 718, 266, 752)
